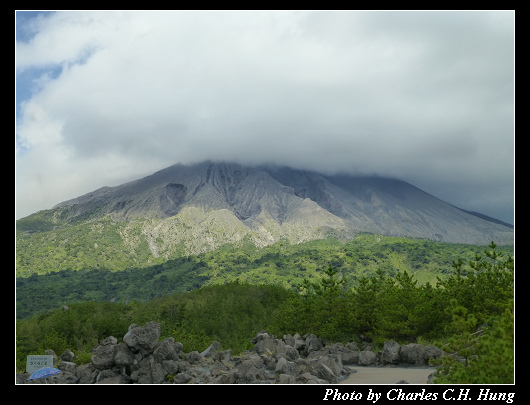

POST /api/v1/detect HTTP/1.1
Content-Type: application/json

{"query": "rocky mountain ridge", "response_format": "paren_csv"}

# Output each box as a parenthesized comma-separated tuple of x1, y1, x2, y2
(17, 161, 514, 263)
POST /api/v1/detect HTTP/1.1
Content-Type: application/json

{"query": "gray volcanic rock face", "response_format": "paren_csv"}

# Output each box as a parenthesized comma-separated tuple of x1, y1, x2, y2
(48, 160, 512, 247)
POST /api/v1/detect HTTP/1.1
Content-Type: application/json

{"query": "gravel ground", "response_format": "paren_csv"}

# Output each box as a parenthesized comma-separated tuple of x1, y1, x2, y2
(339, 366, 435, 384)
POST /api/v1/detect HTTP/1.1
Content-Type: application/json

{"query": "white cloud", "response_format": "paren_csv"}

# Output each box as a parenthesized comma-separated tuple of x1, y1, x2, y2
(16, 11, 514, 223)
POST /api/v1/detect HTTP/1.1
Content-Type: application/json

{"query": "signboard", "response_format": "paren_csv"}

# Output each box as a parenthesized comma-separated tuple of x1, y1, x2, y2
(26, 355, 54, 374)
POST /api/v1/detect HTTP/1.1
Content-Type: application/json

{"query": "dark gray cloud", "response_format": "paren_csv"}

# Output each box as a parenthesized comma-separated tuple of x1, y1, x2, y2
(16, 11, 514, 223)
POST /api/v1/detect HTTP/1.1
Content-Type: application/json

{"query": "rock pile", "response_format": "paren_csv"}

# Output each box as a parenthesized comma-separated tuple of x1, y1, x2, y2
(17, 322, 442, 384)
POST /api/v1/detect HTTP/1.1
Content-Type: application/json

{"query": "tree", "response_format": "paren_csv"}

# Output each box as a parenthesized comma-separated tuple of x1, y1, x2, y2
(432, 300, 513, 384)
(270, 266, 350, 340)
(432, 242, 514, 383)
(314, 266, 349, 340)
(372, 270, 425, 343)
(436, 241, 514, 327)
(349, 269, 387, 339)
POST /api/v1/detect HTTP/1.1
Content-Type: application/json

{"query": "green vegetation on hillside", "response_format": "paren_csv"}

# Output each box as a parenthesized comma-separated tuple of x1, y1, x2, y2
(16, 216, 161, 276)
(16, 204, 515, 279)
(16, 234, 513, 319)
(16, 242, 514, 383)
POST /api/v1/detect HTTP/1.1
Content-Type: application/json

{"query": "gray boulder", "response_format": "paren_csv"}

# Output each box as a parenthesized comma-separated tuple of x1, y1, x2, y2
(358, 350, 377, 366)
(130, 356, 167, 384)
(278, 373, 297, 384)
(100, 336, 118, 346)
(91, 342, 116, 370)
(341, 351, 359, 365)
(236, 358, 265, 383)
(298, 371, 327, 384)
(76, 363, 98, 384)
(214, 349, 232, 362)
(149, 361, 168, 384)
(189, 365, 214, 383)
(270, 339, 287, 357)
(380, 340, 401, 364)
(253, 333, 276, 355)
(200, 341, 221, 357)
(425, 345, 443, 363)
(114, 342, 135, 367)
(161, 359, 179, 375)
(211, 369, 237, 384)
(262, 352, 277, 370)
(96, 369, 131, 384)
(289, 333, 306, 352)
(347, 342, 359, 351)
(315, 363, 336, 382)
(309, 354, 343, 377)
(283, 334, 296, 348)
(251, 331, 269, 343)
(61, 348, 75, 362)
(305, 334, 323, 355)
(185, 351, 203, 365)
(58, 361, 77, 375)
(275, 357, 301, 376)
(281, 345, 300, 361)
(154, 337, 181, 362)
(44, 349, 58, 366)
(240, 352, 264, 369)
(174, 372, 194, 384)
(399, 343, 427, 366)
(123, 322, 161, 355)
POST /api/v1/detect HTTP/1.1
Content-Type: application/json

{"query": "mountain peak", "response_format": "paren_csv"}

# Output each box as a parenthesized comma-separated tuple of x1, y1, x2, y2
(24, 161, 513, 250)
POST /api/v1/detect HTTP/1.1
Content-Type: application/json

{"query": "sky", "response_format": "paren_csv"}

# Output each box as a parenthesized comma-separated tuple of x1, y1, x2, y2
(15, 10, 514, 224)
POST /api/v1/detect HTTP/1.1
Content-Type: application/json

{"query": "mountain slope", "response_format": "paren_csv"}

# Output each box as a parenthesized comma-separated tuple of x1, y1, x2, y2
(16, 161, 513, 275)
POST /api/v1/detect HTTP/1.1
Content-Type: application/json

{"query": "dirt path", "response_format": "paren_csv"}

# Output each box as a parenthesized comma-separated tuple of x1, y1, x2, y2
(339, 366, 434, 384)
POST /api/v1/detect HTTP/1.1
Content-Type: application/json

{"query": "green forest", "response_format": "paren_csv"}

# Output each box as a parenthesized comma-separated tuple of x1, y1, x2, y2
(16, 234, 513, 319)
(16, 241, 514, 383)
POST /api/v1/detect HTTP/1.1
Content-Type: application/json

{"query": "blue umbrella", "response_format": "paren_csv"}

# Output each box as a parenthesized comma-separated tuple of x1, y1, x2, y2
(28, 367, 61, 380)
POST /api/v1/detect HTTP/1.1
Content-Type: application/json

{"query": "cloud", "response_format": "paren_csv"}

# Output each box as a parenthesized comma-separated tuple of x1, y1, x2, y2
(15, 11, 514, 223)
